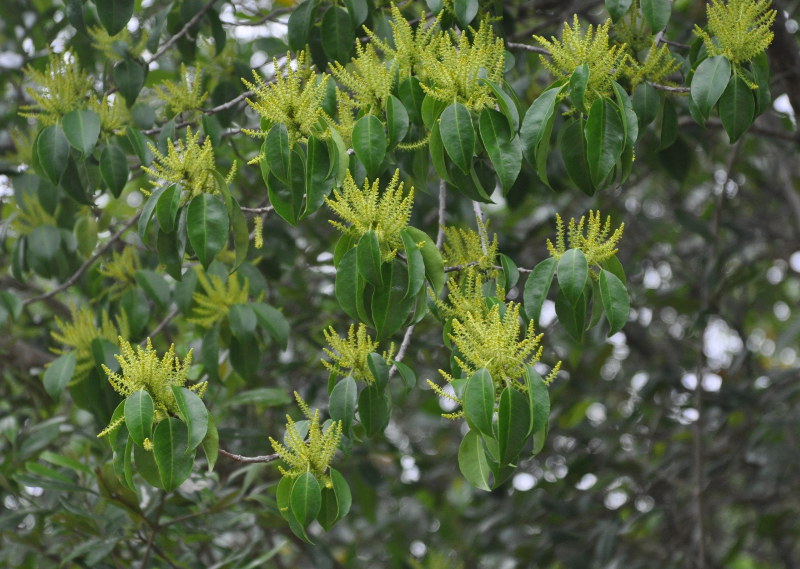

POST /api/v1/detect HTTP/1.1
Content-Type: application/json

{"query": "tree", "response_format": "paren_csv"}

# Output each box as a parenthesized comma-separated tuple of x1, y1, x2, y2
(1, 0, 799, 566)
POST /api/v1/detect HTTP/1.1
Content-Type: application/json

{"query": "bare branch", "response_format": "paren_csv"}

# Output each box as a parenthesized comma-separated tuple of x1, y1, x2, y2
(218, 448, 280, 464)
(145, 0, 217, 66)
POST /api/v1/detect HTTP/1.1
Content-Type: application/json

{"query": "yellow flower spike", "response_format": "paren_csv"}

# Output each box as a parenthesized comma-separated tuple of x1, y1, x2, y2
(87, 25, 149, 62)
(418, 19, 506, 112)
(242, 51, 330, 146)
(188, 268, 250, 329)
(534, 15, 627, 108)
(694, 0, 776, 84)
(322, 324, 395, 384)
(442, 219, 499, 273)
(141, 127, 217, 198)
(154, 63, 208, 116)
(101, 337, 199, 422)
(330, 43, 396, 114)
(98, 245, 141, 299)
(269, 393, 343, 486)
(11, 194, 57, 236)
(19, 50, 93, 125)
(325, 170, 415, 262)
(88, 93, 130, 135)
(546, 211, 624, 271)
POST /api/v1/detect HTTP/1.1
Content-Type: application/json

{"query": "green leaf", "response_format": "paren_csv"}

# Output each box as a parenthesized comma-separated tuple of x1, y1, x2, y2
(497, 387, 531, 465)
(303, 136, 334, 217)
(330, 468, 351, 520)
(690, 56, 732, 120)
(329, 376, 358, 432)
(62, 110, 101, 155)
(124, 390, 154, 447)
(520, 85, 562, 163)
(135, 269, 171, 310)
(523, 257, 556, 324)
(134, 442, 164, 489)
(187, 194, 229, 269)
(335, 248, 362, 321)
(287, 0, 318, 51)
(439, 102, 475, 174)
(344, 0, 368, 26)
(265, 124, 291, 183)
(276, 476, 312, 542)
(228, 303, 257, 341)
(126, 126, 153, 165)
(479, 108, 522, 194)
(606, 0, 633, 21)
(290, 472, 322, 528)
(386, 95, 410, 149)
(97, 0, 134, 35)
(463, 368, 495, 437)
(394, 361, 417, 392)
(458, 429, 491, 491)
(27, 225, 61, 262)
(403, 227, 444, 296)
(370, 260, 414, 340)
(201, 414, 219, 471)
(100, 144, 129, 197)
(358, 384, 391, 436)
(114, 58, 147, 106)
(555, 288, 587, 342)
(659, 97, 678, 149)
(641, 0, 671, 31)
(357, 230, 383, 287)
(398, 77, 425, 125)
(170, 386, 208, 453)
(557, 249, 589, 305)
(400, 229, 425, 299)
(152, 417, 195, 492)
(43, 352, 76, 401)
(156, 184, 181, 233)
(632, 83, 660, 130)
(524, 366, 550, 439)
(481, 79, 520, 132)
(428, 121, 450, 182)
(36, 126, 70, 184)
(321, 6, 354, 63)
(225, 387, 292, 408)
(599, 269, 630, 335)
(138, 185, 167, 242)
(453, 0, 479, 28)
(252, 303, 290, 349)
(585, 98, 625, 187)
(352, 114, 387, 179)
(569, 63, 590, 114)
(718, 74, 755, 143)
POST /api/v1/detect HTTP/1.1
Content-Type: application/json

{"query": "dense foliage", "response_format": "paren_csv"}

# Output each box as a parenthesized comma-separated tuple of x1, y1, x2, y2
(2, 0, 800, 567)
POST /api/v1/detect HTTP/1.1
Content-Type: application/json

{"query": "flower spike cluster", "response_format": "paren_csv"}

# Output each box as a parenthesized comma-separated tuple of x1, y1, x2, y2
(20, 50, 93, 125)
(142, 127, 217, 197)
(269, 393, 343, 487)
(154, 63, 208, 116)
(188, 269, 250, 328)
(546, 210, 624, 270)
(322, 324, 395, 384)
(694, 0, 776, 66)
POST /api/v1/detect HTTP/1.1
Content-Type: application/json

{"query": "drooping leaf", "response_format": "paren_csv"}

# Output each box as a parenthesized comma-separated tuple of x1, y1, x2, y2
(170, 386, 209, 453)
(557, 249, 589, 305)
(124, 390, 154, 447)
(439, 102, 475, 174)
(100, 144, 129, 197)
(357, 230, 383, 287)
(479, 108, 522, 193)
(352, 114, 387, 179)
(497, 387, 532, 465)
(690, 56, 732, 120)
(321, 6, 354, 64)
(43, 352, 77, 401)
(585, 98, 625, 187)
(62, 109, 101, 155)
(458, 429, 492, 491)
(599, 269, 630, 335)
(523, 257, 556, 324)
(329, 376, 357, 432)
(97, 0, 134, 35)
(463, 368, 495, 437)
(718, 73, 755, 143)
(641, 0, 671, 32)
(152, 417, 195, 492)
(187, 194, 230, 269)
(36, 126, 70, 184)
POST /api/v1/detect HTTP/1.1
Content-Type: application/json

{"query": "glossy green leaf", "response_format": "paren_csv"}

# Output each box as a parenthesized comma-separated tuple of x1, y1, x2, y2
(357, 230, 383, 287)
(463, 368, 495, 436)
(398, 77, 425, 125)
(560, 118, 594, 195)
(569, 63, 590, 114)
(520, 85, 562, 163)
(458, 429, 491, 491)
(403, 226, 444, 296)
(344, 0, 368, 25)
(335, 248, 361, 321)
(394, 360, 417, 392)
(386, 95, 410, 149)
(330, 468, 351, 520)
(367, 352, 389, 392)
(152, 417, 195, 492)
(632, 82, 660, 129)
(303, 135, 334, 217)
(400, 229, 425, 299)
(97, 0, 134, 35)
(321, 6, 354, 63)
(290, 472, 321, 528)
(606, 0, 633, 21)
(43, 352, 76, 400)
(201, 414, 219, 471)
(352, 114, 387, 178)
(370, 259, 414, 340)
(228, 304, 256, 340)
(138, 185, 167, 241)
(124, 390, 154, 447)
(156, 184, 181, 233)
(479, 108, 522, 193)
(36, 125, 70, 184)
(585, 98, 625, 187)
(641, 0, 671, 31)
(135, 269, 171, 310)
(252, 302, 290, 349)
(523, 257, 556, 324)
(100, 144, 129, 197)
(719, 74, 755, 143)
(659, 97, 678, 149)
(277, 476, 312, 542)
(265, 123, 291, 183)
(358, 384, 391, 436)
(287, 0, 318, 51)
(497, 387, 531, 464)
(329, 376, 357, 432)
(428, 121, 450, 182)
(62, 109, 101, 155)
(453, 0, 479, 28)
(557, 249, 589, 305)
(555, 288, 587, 342)
(599, 269, 630, 335)
(126, 126, 153, 165)
(114, 58, 147, 106)
(187, 194, 229, 269)
(481, 79, 520, 132)
(171, 386, 208, 453)
(690, 56, 732, 119)
(524, 366, 550, 439)
(439, 102, 475, 174)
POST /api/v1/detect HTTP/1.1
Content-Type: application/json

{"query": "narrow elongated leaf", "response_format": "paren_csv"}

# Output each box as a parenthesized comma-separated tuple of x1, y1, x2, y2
(523, 257, 556, 324)
(43, 352, 76, 400)
(202, 414, 219, 471)
(352, 114, 386, 178)
(335, 248, 361, 321)
(386, 95, 410, 148)
(187, 194, 229, 268)
(453, 0, 479, 27)
(370, 260, 414, 340)
(585, 98, 625, 186)
(36, 126, 70, 184)
(114, 58, 147, 106)
(156, 184, 181, 233)
(97, 0, 134, 35)
(252, 302, 290, 349)
(560, 117, 595, 194)
(606, 0, 633, 21)
(555, 289, 587, 342)
(718, 74, 755, 143)
(400, 229, 425, 299)
(228, 304, 257, 340)
(126, 126, 153, 165)
(632, 83, 660, 130)
(138, 185, 167, 242)
(62, 110, 101, 155)
(358, 384, 391, 436)
(329, 468, 351, 520)
(398, 77, 425, 124)
(287, 0, 318, 51)
(321, 6, 354, 63)
(100, 144, 129, 197)
(439, 102, 475, 174)
(265, 124, 291, 183)
(329, 376, 357, 432)
(367, 352, 390, 392)
(599, 269, 630, 335)
(135, 269, 171, 310)
(569, 64, 590, 114)
(458, 429, 492, 491)
(520, 86, 562, 163)
(481, 78, 520, 132)
(344, 0, 368, 25)
(524, 366, 550, 439)
(463, 368, 495, 436)
(497, 387, 531, 464)
(303, 136, 334, 217)
(124, 390, 154, 447)
(152, 417, 195, 492)
(479, 108, 522, 193)
(170, 386, 209, 453)
(641, 0, 671, 31)
(290, 472, 322, 527)
(690, 56, 732, 119)
(357, 230, 383, 287)
(557, 249, 589, 304)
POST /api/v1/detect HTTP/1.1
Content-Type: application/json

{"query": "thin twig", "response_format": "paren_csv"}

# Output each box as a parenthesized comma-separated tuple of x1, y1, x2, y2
(22, 213, 141, 306)
(218, 448, 280, 464)
(145, 0, 217, 65)
(506, 41, 550, 55)
(649, 81, 690, 94)
(389, 324, 416, 378)
(436, 179, 447, 249)
(144, 306, 180, 344)
(241, 205, 274, 214)
(472, 201, 488, 256)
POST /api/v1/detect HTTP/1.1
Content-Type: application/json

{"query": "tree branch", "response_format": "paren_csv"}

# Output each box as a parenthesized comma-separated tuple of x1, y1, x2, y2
(145, 0, 217, 66)
(218, 448, 280, 464)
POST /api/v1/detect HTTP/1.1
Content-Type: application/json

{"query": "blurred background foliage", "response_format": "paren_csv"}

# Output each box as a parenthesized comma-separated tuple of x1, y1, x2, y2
(1, 0, 800, 568)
